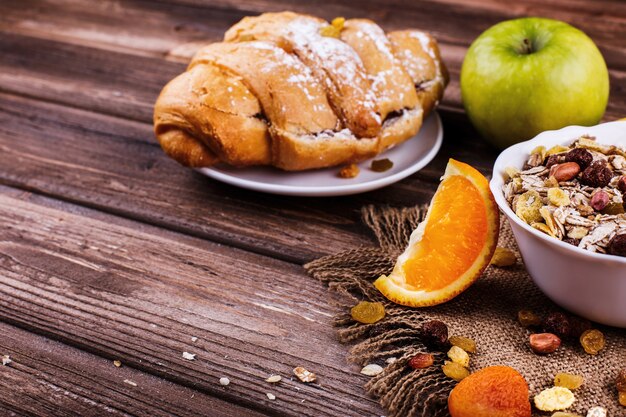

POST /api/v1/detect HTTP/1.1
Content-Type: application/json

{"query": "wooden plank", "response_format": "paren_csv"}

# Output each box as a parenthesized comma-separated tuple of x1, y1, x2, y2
(0, 321, 266, 417)
(0, 91, 501, 264)
(0, 185, 384, 417)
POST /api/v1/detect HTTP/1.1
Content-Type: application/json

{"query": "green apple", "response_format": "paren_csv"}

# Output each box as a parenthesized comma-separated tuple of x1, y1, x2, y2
(461, 17, 609, 149)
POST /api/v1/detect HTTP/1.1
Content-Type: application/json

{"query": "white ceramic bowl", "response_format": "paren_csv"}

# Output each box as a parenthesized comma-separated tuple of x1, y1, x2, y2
(490, 120, 626, 327)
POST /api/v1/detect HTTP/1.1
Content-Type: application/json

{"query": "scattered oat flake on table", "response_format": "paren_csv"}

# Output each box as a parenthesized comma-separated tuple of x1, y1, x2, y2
(266, 375, 281, 383)
(2, 355, 11, 366)
(219, 377, 230, 386)
(360, 364, 384, 376)
(534, 386, 575, 411)
(490, 247, 517, 267)
(191, 336, 198, 342)
(385, 357, 397, 364)
(113, 360, 122, 367)
(266, 393, 276, 400)
(293, 367, 316, 383)
(123, 379, 137, 387)
(182, 352, 196, 360)
(585, 407, 607, 417)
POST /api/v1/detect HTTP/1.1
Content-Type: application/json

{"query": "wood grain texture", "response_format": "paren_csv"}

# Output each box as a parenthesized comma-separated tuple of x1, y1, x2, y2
(0, 185, 383, 417)
(0, 321, 265, 417)
(0, 91, 500, 264)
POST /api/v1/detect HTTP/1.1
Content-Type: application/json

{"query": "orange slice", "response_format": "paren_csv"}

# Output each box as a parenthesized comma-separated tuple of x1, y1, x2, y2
(374, 159, 499, 307)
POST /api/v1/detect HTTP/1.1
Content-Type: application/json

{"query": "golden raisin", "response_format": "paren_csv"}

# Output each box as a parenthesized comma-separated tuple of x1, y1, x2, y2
(449, 336, 477, 354)
(350, 301, 385, 324)
(338, 164, 359, 179)
(580, 329, 606, 355)
(371, 158, 394, 172)
(408, 353, 434, 369)
(533, 386, 575, 411)
(518, 310, 542, 328)
(554, 373, 584, 390)
(619, 391, 626, 407)
(442, 361, 469, 382)
(490, 247, 516, 267)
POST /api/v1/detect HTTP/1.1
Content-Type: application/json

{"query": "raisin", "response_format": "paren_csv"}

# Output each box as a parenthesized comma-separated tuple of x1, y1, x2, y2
(616, 368, 626, 392)
(580, 160, 613, 187)
(618, 176, 626, 194)
(580, 329, 606, 355)
(554, 372, 584, 390)
(350, 301, 385, 324)
(608, 234, 626, 257)
(543, 312, 571, 339)
(518, 310, 542, 328)
(420, 320, 449, 350)
(568, 316, 592, 339)
(620, 391, 626, 407)
(408, 353, 434, 369)
(601, 202, 625, 215)
(565, 148, 593, 170)
(370, 158, 394, 172)
(449, 336, 477, 354)
(442, 361, 469, 382)
(545, 154, 566, 168)
(563, 238, 581, 247)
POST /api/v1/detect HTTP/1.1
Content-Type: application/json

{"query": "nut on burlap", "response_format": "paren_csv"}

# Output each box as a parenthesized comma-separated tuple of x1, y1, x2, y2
(305, 205, 626, 417)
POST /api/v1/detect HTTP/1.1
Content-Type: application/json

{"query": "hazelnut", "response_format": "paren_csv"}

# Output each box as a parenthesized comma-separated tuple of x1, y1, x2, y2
(608, 234, 626, 257)
(564, 148, 593, 169)
(529, 333, 561, 354)
(580, 160, 613, 187)
(590, 190, 610, 211)
(549, 162, 580, 182)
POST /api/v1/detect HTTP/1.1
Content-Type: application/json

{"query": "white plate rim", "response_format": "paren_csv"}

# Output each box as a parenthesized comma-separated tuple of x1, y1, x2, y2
(197, 112, 443, 197)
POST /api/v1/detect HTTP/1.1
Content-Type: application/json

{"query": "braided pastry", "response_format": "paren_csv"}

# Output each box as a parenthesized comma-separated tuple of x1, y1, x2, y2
(154, 11, 448, 171)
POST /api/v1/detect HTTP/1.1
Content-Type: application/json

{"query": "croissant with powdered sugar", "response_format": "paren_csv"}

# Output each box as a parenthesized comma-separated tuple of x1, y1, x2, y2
(154, 12, 448, 171)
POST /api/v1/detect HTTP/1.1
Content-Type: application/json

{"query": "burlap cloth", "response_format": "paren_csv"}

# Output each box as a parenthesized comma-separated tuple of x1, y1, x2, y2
(305, 205, 626, 417)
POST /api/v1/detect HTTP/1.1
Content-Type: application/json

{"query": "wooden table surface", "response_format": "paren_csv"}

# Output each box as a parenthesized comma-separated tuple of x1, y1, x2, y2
(0, 1, 623, 416)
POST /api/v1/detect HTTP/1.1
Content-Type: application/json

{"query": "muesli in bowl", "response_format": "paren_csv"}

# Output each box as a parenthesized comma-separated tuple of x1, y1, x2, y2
(502, 136, 626, 257)
(490, 120, 626, 327)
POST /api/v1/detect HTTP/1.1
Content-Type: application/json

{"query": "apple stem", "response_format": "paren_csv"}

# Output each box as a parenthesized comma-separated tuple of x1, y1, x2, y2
(522, 38, 533, 54)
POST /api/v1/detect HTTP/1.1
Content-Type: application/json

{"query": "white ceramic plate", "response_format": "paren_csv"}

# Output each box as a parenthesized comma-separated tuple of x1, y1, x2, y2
(197, 112, 443, 196)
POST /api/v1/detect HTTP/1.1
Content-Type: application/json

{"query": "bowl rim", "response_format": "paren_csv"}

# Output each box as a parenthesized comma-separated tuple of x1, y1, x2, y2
(490, 120, 626, 265)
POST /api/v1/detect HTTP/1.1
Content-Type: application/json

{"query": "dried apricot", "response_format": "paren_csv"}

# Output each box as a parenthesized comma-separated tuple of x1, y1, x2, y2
(534, 386, 575, 411)
(448, 366, 531, 417)
(408, 353, 434, 369)
(490, 247, 516, 267)
(442, 361, 469, 382)
(449, 336, 477, 354)
(350, 301, 385, 324)
(579, 329, 605, 355)
(447, 346, 470, 368)
(518, 310, 542, 328)
(554, 373, 584, 390)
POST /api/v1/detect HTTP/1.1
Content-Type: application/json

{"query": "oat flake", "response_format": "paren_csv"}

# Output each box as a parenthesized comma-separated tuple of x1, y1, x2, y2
(266, 375, 281, 383)
(266, 393, 276, 400)
(219, 377, 230, 386)
(360, 364, 384, 376)
(2, 355, 11, 366)
(182, 352, 196, 360)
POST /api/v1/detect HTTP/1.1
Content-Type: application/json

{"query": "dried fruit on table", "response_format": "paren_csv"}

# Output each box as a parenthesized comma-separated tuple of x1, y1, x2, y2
(350, 301, 385, 324)
(442, 361, 470, 382)
(534, 386, 575, 411)
(569, 316, 592, 339)
(338, 163, 360, 178)
(374, 160, 500, 307)
(447, 346, 470, 368)
(619, 391, 626, 407)
(518, 310, 542, 328)
(543, 312, 571, 339)
(293, 366, 316, 383)
(360, 364, 384, 376)
(585, 406, 607, 417)
(408, 353, 434, 369)
(371, 158, 394, 172)
(448, 366, 531, 417)
(529, 333, 561, 354)
(420, 320, 449, 350)
(449, 336, 477, 354)
(490, 247, 516, 267)
(615, 368, 626, 392)
(554, 373, 584, 390)
(579, 329, 605, 355)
